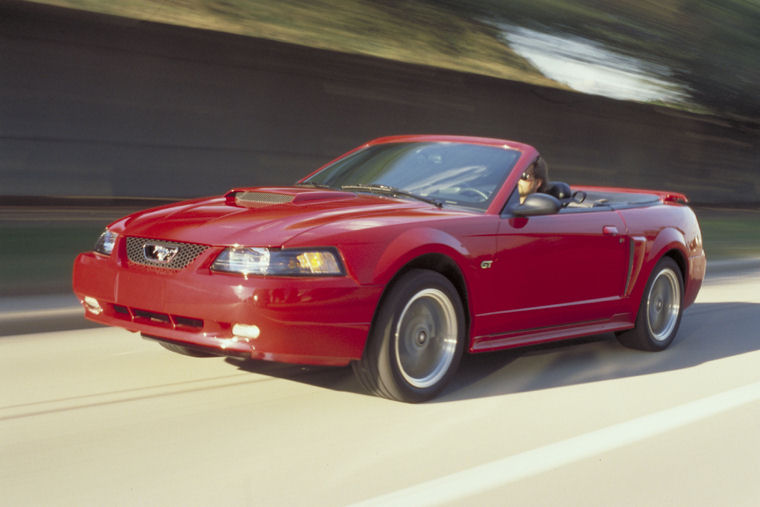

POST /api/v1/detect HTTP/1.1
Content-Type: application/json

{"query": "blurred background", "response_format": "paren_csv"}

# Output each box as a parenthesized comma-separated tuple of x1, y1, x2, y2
(1, 0, 759, 296)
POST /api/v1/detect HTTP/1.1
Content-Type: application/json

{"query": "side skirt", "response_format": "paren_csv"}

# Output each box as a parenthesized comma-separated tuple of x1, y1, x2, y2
(470, 315, 634, 353)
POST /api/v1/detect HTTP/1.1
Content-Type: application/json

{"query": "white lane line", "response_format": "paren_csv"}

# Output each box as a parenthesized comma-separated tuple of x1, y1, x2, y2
(353, 380, 760, 507)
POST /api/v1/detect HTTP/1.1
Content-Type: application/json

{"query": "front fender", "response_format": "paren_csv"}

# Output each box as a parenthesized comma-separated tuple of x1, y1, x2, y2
(372, 227, 473, 285)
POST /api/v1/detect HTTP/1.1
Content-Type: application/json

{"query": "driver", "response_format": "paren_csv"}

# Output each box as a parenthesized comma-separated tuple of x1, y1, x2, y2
(518, 156, 549, 203)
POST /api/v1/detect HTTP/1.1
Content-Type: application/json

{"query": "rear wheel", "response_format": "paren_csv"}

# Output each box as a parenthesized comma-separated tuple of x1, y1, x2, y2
(352, 269, 465, 402)
(617, 257, 683, 351)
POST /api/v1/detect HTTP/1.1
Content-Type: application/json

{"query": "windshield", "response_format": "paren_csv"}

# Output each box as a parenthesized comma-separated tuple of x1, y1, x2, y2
(301, 142, 521, 210)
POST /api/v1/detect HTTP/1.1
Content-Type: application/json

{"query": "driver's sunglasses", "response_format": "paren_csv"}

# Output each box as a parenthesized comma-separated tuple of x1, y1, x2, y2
(520, 171, 535, 181)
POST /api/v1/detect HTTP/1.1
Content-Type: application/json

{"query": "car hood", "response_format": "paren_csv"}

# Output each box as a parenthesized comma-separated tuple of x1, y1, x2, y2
(111, 186, 452, 246)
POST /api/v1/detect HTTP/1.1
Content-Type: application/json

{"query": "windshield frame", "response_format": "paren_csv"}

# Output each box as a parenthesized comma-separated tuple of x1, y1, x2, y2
(299, 141, 522, 212)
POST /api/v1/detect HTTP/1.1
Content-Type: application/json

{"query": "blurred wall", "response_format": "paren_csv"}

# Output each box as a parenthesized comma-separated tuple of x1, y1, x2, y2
(1, 1, 758, 204)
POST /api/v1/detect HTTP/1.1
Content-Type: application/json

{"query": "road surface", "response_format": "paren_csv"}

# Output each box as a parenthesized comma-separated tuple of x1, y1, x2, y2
(1, 267, 759, 506)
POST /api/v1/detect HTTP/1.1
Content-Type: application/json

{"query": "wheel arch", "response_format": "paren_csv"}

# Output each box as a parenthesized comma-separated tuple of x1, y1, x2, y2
(628, 246, 686, 331)
(625, 226, 691, 327)
(352, 260, 469, 401)
(647, 225, 690, 292)
(365, 252, 471, 357)
(662, 248, 687, 285)
(617, 254, 685, 351)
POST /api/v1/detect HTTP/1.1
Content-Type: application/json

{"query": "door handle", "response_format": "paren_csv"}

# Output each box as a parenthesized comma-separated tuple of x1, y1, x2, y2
(603, 225, 619, 236)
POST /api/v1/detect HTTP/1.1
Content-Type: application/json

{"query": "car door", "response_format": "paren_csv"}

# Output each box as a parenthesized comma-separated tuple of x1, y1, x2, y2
(477, 203, 630, 341)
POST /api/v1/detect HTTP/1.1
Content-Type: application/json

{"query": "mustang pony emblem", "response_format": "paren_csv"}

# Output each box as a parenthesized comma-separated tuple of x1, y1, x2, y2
(143, 243, 179, 264)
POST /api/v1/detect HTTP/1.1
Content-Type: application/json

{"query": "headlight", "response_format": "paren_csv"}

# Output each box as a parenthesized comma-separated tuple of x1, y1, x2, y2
(94, 229, 118, 256)
(211, 247, 344, 276)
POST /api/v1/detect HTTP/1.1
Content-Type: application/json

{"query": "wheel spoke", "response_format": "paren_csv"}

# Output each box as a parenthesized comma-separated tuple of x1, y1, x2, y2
(646, 268, 681, 342)
(395, 288, 458, 389)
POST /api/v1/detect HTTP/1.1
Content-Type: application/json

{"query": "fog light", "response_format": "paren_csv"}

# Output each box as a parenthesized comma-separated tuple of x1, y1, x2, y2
(83, 296, 103, 315)
(232, 323, 260, 339)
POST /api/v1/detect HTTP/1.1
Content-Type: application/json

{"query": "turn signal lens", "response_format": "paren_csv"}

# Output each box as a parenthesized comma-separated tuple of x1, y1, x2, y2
(83, 296, 103, 315)
(232, 323, 261, 339)
(296, 251, 342, 275)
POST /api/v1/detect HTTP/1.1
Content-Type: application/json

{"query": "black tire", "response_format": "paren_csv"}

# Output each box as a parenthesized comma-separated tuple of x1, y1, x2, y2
(617, 257, 684, 351)
(352, 269, 466, 402)
(158, 340, 216, 357)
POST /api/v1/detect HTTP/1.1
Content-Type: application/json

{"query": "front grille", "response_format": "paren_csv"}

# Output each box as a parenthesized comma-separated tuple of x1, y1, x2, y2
(126, 237, 208, 270)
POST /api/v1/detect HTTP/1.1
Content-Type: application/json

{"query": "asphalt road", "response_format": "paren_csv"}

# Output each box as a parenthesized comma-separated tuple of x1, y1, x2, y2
(1, 268, 759, 506)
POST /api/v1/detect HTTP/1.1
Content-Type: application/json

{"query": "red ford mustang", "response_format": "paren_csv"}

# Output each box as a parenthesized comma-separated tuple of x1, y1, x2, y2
(73, 135, 706, 402)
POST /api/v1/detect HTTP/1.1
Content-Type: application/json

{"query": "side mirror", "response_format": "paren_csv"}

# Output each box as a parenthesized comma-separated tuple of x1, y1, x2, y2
(510, 193, 561, 217)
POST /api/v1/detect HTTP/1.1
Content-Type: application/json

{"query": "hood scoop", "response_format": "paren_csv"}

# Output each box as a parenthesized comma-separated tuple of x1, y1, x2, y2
(231, 191, 295, 207)
(224, 188, 355, 208)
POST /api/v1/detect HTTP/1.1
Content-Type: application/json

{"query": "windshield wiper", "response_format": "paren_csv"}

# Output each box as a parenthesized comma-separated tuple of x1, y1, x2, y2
(294, 182, 336, 190)
(340, 184, 443, 208)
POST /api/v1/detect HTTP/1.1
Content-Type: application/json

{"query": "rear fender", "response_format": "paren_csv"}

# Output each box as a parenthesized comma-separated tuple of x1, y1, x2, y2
(648, 227, 689, 272)
(630, 227, 689, 303)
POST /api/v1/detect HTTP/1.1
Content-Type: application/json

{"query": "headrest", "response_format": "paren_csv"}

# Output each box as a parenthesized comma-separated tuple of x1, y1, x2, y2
(545, 181, 572, 200)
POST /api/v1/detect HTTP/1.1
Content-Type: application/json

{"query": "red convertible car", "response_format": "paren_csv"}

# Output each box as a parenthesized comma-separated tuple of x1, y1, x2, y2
(73, 135, 705, 402)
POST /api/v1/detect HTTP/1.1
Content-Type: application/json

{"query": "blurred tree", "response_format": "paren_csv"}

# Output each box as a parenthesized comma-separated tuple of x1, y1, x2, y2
(429, 0, 760, 117)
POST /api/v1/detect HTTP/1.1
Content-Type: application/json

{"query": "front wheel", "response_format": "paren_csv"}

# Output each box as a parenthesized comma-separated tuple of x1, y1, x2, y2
(352, 269, 465, 402)
(617, 257, 684, 351)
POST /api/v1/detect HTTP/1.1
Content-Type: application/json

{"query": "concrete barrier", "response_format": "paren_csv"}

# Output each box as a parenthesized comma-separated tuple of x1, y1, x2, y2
(1, 1, 758, 204)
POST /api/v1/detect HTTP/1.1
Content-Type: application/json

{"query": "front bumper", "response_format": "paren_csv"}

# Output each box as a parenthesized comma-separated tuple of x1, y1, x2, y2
(73, 251, 382, 366)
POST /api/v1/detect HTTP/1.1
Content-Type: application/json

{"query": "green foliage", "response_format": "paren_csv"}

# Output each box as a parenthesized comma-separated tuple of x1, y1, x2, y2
(431, 0, 760, 117)
(27, 0, 760, 117)
(695, 208, 760, 259)
(0, 224, 103, 295)
(26, 0, 559, 87)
